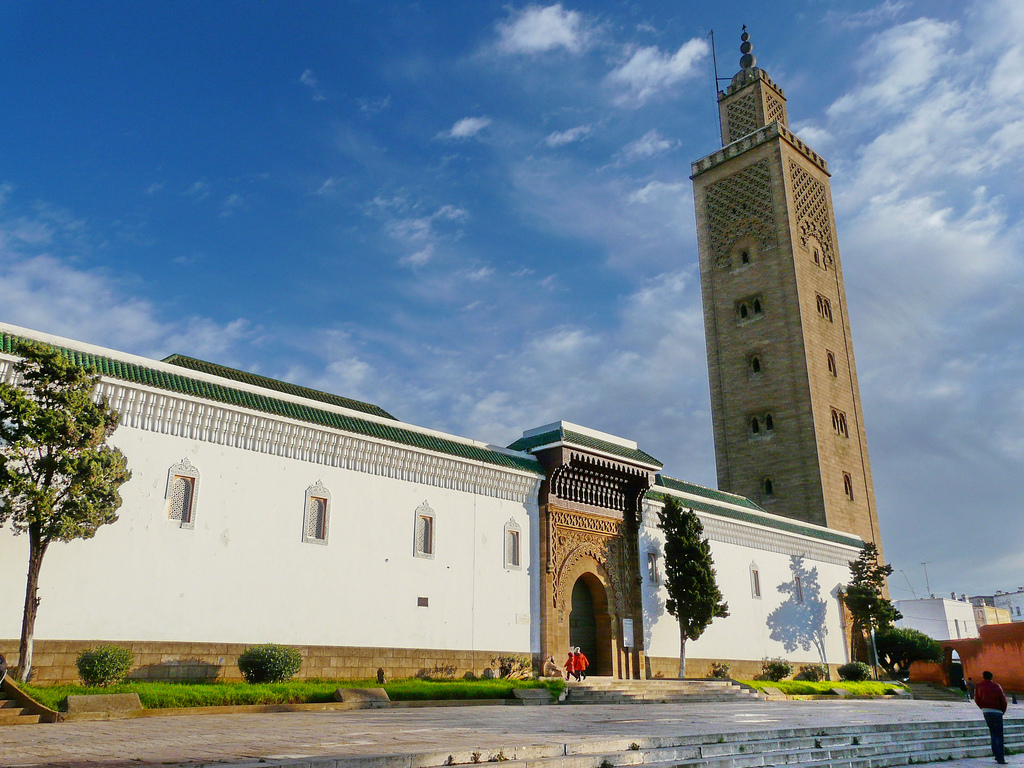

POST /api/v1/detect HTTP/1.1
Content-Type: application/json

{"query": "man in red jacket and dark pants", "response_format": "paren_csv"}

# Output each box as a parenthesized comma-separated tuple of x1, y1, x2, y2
(975, 670, 1009, 764)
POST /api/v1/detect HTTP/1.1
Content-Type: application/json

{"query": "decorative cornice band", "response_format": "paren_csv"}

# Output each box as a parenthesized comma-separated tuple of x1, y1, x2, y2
(691, 122, 829, 179)
(84, 375, 541, 503)
(642, 506, 857, 567)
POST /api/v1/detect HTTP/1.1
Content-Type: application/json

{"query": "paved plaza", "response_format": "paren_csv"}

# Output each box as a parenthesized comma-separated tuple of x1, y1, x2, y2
(0, 698, 1021, 768)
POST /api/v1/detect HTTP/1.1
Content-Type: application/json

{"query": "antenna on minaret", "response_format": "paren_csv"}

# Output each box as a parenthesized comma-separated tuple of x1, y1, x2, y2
(708, 29, 732, 92)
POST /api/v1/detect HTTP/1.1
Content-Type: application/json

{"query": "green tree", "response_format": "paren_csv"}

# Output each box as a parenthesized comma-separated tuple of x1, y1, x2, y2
(657, 496, 729, 678)
(843, 543, 901, 670)
(874, 626, 942, 679)
(0, 342, 131, 682)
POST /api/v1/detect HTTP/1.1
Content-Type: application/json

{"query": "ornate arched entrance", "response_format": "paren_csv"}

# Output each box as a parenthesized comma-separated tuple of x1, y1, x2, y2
(570, 574, 611, 675)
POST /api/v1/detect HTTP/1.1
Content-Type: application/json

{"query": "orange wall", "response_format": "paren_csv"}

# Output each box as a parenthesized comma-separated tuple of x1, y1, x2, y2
(945, 622, 1024, 693)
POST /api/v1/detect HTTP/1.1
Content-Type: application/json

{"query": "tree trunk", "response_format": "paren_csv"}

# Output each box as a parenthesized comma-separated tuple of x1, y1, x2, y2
(18, 535, 46, 683)
(678, 632, 687, 679)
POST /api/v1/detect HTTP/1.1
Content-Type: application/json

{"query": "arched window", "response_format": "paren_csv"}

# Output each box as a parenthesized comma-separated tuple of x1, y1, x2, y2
(739, 304, 748, 319)
(762, 476, 774, 496)
(813, 248, 820, 266)
(794, 576, 804, 603)
(741, 250, 750, 264)
(750, 562, 762, 598)
(831, 408, 849, 437)
(816, 294, 833, 322)
(165, 458, 200, 530)
(504, 518, 522, 570)
(843, 472, 854, 501)
(303, 480, 331, 544)
(750, 416, 760, 434)
(764, 413, 774, 431)
(750, 355, 761, 374)
(414, 500, 436, 558)
(826, 350, 837, 377)
(753, 299, 762, 314)
(647, 551, 660, 584)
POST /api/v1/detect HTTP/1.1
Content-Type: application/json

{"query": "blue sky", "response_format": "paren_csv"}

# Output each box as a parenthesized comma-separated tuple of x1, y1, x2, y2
(1, 0, 1021, 599)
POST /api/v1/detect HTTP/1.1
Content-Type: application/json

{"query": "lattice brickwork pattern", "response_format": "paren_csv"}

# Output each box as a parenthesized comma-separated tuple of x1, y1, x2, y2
(725, 92, 758, 142)
(790, 161, 835, 259)
(765, 92, 786, 126)
(306, 497, 327, 540)
(168, 476, 194, 523)
(705, 160, 778, 268)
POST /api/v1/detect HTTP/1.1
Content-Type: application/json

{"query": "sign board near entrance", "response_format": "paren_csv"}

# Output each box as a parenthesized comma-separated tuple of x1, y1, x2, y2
(622, 618, 634, 647)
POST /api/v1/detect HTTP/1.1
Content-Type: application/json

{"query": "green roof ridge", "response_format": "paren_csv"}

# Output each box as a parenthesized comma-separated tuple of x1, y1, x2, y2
(162, 353, 395, 420)
(2, 332, 540, 476)
(656, 474, 762, 510)
(647, 483, 864, 548)
(508, 427, 662, 468)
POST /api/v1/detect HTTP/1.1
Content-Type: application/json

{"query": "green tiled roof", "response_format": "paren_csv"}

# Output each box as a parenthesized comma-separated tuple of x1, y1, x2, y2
(508, 427, 662, 468)
(655, 474, 763, 511)
(162, 354, 395, 420)
(1, 332, 541, 476)
(647, 480, 864, 548)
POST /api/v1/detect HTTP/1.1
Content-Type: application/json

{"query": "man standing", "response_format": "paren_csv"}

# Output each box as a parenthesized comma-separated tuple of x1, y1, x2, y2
(975, 670, 1008, 764)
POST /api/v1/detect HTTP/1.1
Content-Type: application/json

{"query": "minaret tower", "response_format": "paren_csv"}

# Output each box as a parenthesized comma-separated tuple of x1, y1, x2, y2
(691, 30, 882, 549)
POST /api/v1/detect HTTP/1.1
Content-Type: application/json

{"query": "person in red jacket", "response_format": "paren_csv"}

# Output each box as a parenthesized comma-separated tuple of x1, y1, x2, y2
(974, 670, 1008, 764)
(563, 651, 576, 681)
(575, 648, 590, 681)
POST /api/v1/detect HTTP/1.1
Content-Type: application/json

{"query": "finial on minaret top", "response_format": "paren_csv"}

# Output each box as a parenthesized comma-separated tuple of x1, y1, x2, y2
(739, 26, 756, 70)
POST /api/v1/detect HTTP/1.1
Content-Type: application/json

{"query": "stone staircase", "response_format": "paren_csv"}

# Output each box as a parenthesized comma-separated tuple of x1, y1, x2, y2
(561, 677, 764, 705)
(0, 685, 41, 725)
(342, 720, 1024, 768)
(908, 682, 968, 702)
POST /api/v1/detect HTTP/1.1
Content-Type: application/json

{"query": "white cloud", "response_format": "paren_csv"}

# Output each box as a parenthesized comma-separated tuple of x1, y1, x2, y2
(299, 69, 326, 101)
(371, 200, 471, 268)
(619, 129, 676, 162)
(185, 180, 211, 201)
(606, 38, 708, 106)
(219, 193, 244, 217)
(496, 4, 589, 55)
(823, 0, 909, 29)
(440, 116, 492, 140)
(545, 125, 592, 147)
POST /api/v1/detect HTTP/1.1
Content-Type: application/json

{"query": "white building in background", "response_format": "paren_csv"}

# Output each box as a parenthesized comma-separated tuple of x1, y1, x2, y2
(993, 589, 1024, 622)
(895, 596, 979, 641)
(0, 321, 864, 683)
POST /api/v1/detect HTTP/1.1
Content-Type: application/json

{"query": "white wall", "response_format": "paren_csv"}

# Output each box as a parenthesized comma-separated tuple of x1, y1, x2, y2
(0, 420, 538, 653)
(639, 499, 855, 667)
(895, 598, 979, 640)
(993, 591, 1024, 622)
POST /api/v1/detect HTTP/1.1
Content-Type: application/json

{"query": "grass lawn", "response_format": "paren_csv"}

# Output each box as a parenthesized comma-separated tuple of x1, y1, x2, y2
(23, 677, 565, 712)
(740, 680, 905, 695)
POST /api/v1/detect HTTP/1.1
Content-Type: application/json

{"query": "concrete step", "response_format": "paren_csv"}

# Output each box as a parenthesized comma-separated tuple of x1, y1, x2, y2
(562, 678, 759, 706)
(505, 721, 1024, 768)
(0, 709, 41, 726)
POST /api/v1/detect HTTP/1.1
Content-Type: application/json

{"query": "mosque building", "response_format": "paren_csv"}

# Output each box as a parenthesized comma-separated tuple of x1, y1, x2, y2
(0, 32, 881, 684)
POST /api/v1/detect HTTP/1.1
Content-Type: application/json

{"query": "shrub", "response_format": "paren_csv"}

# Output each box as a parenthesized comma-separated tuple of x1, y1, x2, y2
(416, 664, 457, 680)
(710, 662, 731, 679)
(838, 661, 872, 682)
(761, 657, 793, 682)
(491, 655, 533, 680)
(799, 664, 828, 682)
(236, 644, 302, 684)
(76, 644, 134, 687)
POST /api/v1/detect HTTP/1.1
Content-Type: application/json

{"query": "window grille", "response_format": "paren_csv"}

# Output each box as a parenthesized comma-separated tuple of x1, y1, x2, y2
(414, 501, 435, 558)
(843, 472, 855, 501)
(164, 458, 199, 529)
(647, 552, 660, 585)
(827, 350, 837, 377)
(795, 576, 804, 603)
(503, 518, 522, 569)
(302, 481, 331, 544)
(750, 563, 762, 598)
(168, 476, 194, 524)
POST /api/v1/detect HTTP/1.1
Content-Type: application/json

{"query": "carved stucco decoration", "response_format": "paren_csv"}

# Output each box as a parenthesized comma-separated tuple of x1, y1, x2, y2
(549, 509, 627, 616)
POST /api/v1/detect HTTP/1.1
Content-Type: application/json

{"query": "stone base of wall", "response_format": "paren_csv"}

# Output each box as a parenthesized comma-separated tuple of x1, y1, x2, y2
(645, 655, 846, 681)
(0, 639, 531, 686)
